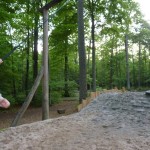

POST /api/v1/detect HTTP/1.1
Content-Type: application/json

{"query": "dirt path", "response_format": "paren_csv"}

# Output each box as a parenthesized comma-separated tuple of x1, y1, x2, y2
(0, 92, 150, 150)
(0, 100, 78, 129)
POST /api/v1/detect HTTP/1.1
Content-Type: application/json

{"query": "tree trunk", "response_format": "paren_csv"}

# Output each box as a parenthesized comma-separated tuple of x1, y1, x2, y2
(25, 1, 30, 96)
(131, 49, 135, 87)
(11, 56, 16, 98)
(77, 0, 87, 103)
(87, 39, 91, 72)
(143, 49, 147, 87)
(9, 28, 16, 98)
(25, 29, 30, 96)
(32, 0, 39, 102)
(89, 0, 96, 92)
(33, 3, 39, 80)
(148, 45, 150, 87)
(64, 38, 70, 97)
(138, 41, 141, 88)
(109, 48, 113, 89)
(115, 44, 120, 88)
(125, 34, 130, 90)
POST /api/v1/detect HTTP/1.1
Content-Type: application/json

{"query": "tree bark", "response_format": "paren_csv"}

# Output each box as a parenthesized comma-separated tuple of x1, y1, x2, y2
(138, 41, 141, 88)
(33, 1, 39, 80)
(64, 38, 70, 97)
(42, 9, 49, 120)
(77, 0, 87, 103)
(131, 49, 135, 87)
(125, 34, 130, 90)
(11, 56, 16, 98)
(25, 29, 30, 96)
(11, 67, 44, 127)
(25, 1, 30, 96)
(91, 2, 96, 92)
(109, 48, 113, 89)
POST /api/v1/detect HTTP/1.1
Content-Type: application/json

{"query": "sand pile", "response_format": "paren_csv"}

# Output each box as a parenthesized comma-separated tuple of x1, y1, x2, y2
(0, 92, 150, 150)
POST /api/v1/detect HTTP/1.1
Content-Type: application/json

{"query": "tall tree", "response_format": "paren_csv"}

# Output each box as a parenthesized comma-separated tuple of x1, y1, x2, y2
(125, 34, 130, 90)
(88, 0, 96, 92)
(64, 38, 69, 97)
(25, 0, 30, 96)
(77, 0, 87, 103)
(33, 1, 40, 80)
(138, 41, 141, 88)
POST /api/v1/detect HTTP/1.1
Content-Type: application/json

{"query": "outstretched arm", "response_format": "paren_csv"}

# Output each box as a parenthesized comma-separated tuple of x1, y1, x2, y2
(0, 60, 10, 108)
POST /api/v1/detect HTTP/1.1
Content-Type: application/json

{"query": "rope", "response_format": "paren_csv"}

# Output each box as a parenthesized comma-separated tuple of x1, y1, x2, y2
(48, 0, 70, 19)
(1, 39, 27, 61)
(1, 0, 70, 61)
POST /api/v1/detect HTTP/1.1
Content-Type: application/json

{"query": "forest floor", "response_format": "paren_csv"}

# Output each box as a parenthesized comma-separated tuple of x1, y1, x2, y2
(0, 98, 78, 129)
(0, 91, 150, 150)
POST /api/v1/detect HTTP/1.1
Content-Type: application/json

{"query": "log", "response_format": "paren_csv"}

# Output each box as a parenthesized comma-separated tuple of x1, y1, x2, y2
(11, 67, 44, 127)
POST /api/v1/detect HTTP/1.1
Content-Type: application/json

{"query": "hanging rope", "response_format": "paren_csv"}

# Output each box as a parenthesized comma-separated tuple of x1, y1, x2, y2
(1, 39, 27, 61)
(0, 0, 70, 62)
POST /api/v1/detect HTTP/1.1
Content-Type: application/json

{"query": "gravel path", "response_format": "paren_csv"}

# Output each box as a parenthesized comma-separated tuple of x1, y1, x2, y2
(0, 92, 150, 150)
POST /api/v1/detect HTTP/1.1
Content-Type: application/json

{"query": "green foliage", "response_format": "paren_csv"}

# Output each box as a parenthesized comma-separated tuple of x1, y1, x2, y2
(0, 0, 150, 108)
(50, 91, 62, 104)
(63, 81, 78, 97)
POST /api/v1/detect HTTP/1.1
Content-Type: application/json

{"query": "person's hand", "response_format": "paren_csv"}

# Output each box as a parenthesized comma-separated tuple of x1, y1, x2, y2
(0, 59, 3, 64)
(0, 95, 10, 108)
(0, 99, 10, 108)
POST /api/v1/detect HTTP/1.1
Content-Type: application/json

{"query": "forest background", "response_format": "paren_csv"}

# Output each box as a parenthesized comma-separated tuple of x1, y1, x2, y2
(0, 0, 150, 106)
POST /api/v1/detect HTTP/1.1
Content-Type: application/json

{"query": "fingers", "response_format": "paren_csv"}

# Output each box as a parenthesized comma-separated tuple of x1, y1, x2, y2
(0, 98, 10, 108)
(0, 59, 3, 64)
(0, 99, 10, 108)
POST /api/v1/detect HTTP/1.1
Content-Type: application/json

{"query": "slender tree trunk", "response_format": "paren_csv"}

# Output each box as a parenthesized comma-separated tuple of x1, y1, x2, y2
(115, 45, 120, 88)
(87, 40, 91, 90)
(109, 48, 114, 89)
(87, 0, 96, 91)
(9, 27, 16, 97)
(89, 0, 96, 92)
(118, 49, 122, 88)
(143, 49, 147, 87)
(64, 38, 70, 97)
(25, 0, 30, 96)
(77, 0, 87, 103)
(125, 34, 130, 90)
(33, 3, 39, 80)
(131, 49, 135, 87)
(25, 29, 30, 96)
(149, 45, 150, 87)
(12, 56, 16, 97)
(87, 39, 91, 72)
(138, 41, 141, 88)
(32, 1, 39, 102)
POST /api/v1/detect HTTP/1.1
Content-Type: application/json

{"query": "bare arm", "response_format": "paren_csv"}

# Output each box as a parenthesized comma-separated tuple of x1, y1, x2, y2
(0, 60, 10, 108)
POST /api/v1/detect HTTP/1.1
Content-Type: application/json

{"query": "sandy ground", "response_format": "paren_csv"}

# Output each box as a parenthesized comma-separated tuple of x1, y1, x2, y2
(0, 100, 78, 129)
(0, 92, 150, 150)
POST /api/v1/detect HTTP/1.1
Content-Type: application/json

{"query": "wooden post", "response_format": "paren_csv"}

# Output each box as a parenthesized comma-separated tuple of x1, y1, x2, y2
(11, 67, 44, 127)
(42, 9, 49, 120)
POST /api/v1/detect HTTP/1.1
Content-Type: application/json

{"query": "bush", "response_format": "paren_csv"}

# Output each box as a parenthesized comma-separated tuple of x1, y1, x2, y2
(50, 91, 62, 104)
